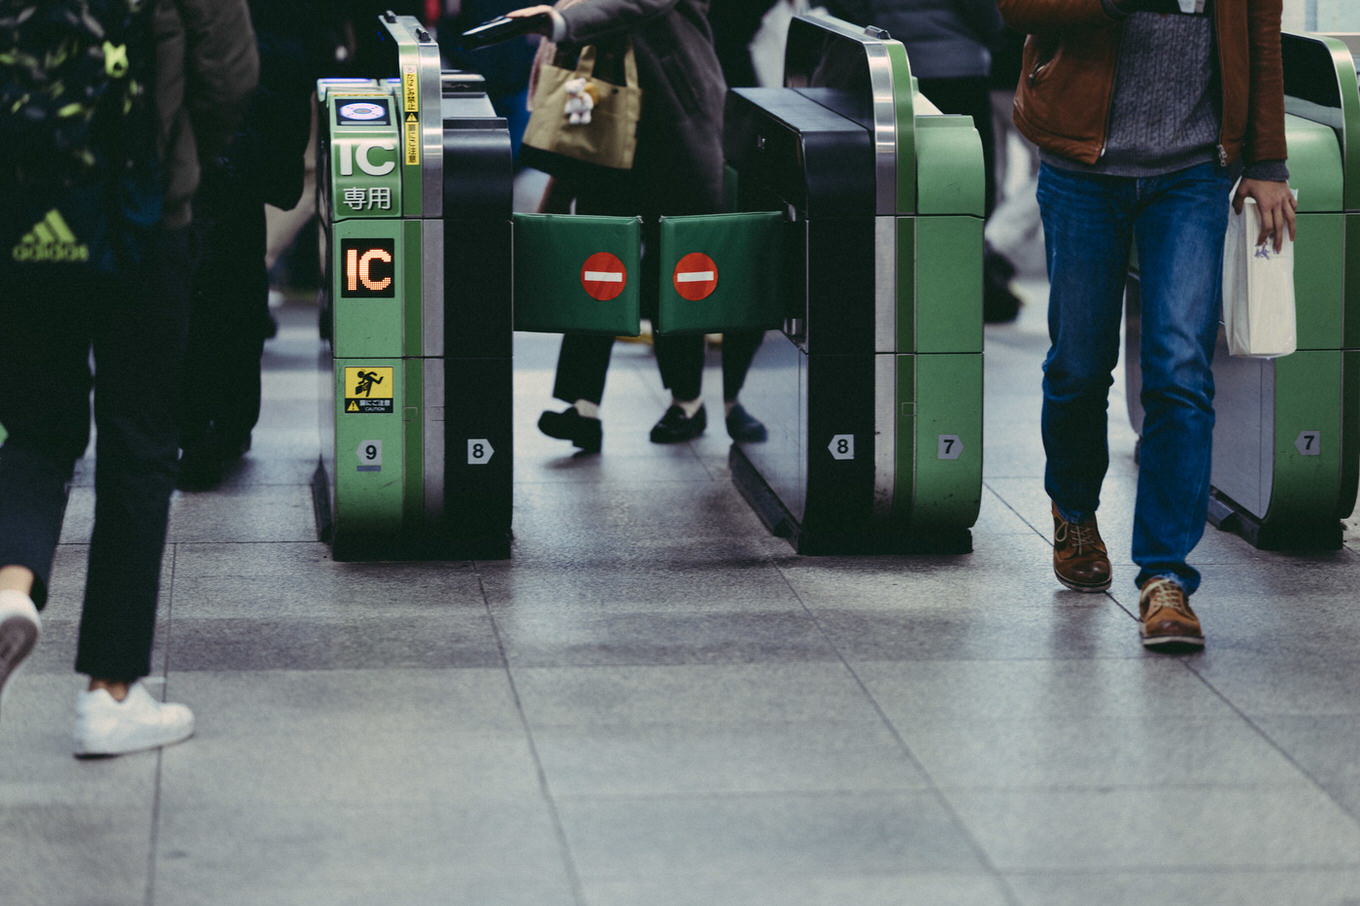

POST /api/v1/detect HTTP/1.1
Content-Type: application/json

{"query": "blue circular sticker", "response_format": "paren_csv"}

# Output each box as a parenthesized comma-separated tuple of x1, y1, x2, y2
(339, 102, 386, 121)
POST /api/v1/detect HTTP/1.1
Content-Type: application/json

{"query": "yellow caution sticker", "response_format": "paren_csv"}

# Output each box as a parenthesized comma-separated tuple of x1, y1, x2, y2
(404, 112, 419, 166)
(402, 65, 419, 114)
(344, 366, 395, 413)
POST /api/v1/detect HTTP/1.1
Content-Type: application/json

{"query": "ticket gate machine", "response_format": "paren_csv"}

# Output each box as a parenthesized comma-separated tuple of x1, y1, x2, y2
(723, 14, 985, 554)
(313, 13, 514, 560)
(1126, 32, 1360, 550)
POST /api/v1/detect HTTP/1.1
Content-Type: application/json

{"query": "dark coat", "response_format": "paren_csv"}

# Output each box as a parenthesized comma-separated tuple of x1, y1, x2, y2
(825, 0, 1004, 79)
(558, 0, 726, 214)
(154, 0, 259, 228)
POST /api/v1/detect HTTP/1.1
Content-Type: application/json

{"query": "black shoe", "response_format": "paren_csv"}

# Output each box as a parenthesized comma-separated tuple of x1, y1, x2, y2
(649, 404, 706, 444)
(177, 444, 222, 491)
(725, 403, 767, 442)
(538, 407, 602, 453)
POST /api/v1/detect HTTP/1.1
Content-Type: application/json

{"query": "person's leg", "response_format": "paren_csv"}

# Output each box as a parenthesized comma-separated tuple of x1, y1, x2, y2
(550, 334, 616, 407)
(650, 333, 708, 443)
(541, 334, 613, 452)
(213, 195, 270, 454)
(0, 271, 95, 719)
(720, 331, 767, 442)
(68, 229, 197, 755)
(0, 272, 93, 610)
(1036, 164, 1135, 592)
(76, 229, 192, 685)
(1037, 164, 1135, 521)
(1129, 162, 1231, 597)
(654, 334, 705, 403)
(720, 331, 762, 403)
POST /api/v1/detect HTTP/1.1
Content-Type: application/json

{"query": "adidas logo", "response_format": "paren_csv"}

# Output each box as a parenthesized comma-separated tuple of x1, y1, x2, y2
(10, 209, 90, 263)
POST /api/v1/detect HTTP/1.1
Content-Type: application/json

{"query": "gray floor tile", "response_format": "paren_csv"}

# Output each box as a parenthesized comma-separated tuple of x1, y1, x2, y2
(153, 800, 575, 905)
(168, 485, 318, 543)
(902, 714, 1305, 790)
(1007, 869, 1360, 906)
(949, 786, 1360, 872)
(493, 607, 841, 667)
(169, 542, 488, 615)
(159, 673, 542, 806)
(583, 872, 1014, 906)
(512, 663, 884, 730)
(482, 558, 801, 612)
(557, 792, 988, 881)
(0, 804, 154, 906)
(1186, 650, 1360, 717)
(165, 611, 504, 671)
(1256, 715, 1360, 820)
(856, 657, 1235, 726)
(533, 719, 929, 796)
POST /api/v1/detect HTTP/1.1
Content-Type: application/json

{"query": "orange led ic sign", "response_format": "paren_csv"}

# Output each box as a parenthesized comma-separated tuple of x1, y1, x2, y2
(340, 239, 396, 298)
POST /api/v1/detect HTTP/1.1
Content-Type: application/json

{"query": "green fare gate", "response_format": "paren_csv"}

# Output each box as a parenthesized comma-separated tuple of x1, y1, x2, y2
(720, 13, 984, 553)
(314, 13, 513, 560)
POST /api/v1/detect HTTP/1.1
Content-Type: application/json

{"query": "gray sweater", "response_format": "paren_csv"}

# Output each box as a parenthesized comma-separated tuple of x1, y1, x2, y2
(1045, 8, 1288, 181)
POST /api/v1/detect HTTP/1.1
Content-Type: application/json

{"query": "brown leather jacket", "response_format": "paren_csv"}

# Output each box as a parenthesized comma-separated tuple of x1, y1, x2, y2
(998, 0, 1287, 169)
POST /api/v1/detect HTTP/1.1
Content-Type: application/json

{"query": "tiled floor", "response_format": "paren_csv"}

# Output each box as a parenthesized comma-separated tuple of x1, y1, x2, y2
(3, 276, 1360, 906)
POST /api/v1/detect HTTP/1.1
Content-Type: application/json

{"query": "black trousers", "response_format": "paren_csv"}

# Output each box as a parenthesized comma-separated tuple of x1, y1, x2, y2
(182, 173, 269, 450)
(0, 229, 191, 681)
(551, 330, 763, 407)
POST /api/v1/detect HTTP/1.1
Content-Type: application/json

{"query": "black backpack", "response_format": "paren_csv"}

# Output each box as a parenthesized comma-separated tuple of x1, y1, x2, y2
(0, 0, 161, 274)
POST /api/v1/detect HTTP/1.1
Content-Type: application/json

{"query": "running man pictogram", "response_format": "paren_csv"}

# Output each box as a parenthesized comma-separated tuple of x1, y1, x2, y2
(354, 370, 384, 397)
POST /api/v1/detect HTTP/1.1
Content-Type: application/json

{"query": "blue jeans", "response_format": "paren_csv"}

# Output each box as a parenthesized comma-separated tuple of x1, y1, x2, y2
(1037, 161, 1231, 594)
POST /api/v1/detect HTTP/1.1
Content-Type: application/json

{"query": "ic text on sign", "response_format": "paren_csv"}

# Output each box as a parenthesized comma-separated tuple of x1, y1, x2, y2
(341, 239, 396, 298)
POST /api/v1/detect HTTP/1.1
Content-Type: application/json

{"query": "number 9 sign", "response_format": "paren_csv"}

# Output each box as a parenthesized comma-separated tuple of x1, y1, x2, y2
(356, 439, 382, 472)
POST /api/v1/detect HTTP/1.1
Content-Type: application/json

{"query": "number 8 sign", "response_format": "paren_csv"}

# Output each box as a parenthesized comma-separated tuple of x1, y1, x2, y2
(467, 438, 495, 465)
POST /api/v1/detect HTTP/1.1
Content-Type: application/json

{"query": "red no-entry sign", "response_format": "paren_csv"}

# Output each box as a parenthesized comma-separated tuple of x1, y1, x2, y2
(672, 252, 718, 301)
(580, 252, 628, 301)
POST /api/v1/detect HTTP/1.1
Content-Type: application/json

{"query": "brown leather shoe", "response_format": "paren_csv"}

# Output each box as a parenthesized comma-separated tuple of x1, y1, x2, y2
(1138, 577, 1204, 650)
(1052, 504, 1112, 592)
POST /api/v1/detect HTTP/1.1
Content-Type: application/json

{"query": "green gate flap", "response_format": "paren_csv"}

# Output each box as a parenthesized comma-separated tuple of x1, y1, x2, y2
(512, 213, 642, 336)
(655, 212, 786, 335)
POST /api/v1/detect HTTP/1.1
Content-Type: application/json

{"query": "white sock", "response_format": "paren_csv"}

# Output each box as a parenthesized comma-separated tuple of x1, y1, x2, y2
(673, 397, 703, 418)
(0, 588, 36, 612)
(572, 399, 600, 419)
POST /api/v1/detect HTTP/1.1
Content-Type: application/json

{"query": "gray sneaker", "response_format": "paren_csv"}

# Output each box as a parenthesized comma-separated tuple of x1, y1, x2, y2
(74, 682, 195, 757)
(0, 590, 41, 723)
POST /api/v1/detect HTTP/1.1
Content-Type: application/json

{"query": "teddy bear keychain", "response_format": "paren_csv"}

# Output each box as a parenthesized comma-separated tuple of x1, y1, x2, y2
(562, 77, 599, 125)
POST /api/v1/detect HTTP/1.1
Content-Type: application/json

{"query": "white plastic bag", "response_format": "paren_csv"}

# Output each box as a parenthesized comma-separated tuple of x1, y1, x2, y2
(1221, 181, 1297, 358)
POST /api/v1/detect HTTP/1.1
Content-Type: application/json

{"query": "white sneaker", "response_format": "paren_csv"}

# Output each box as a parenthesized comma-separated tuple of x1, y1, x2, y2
(0, 589, 41, 723)
(73, 681, 195, 757)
